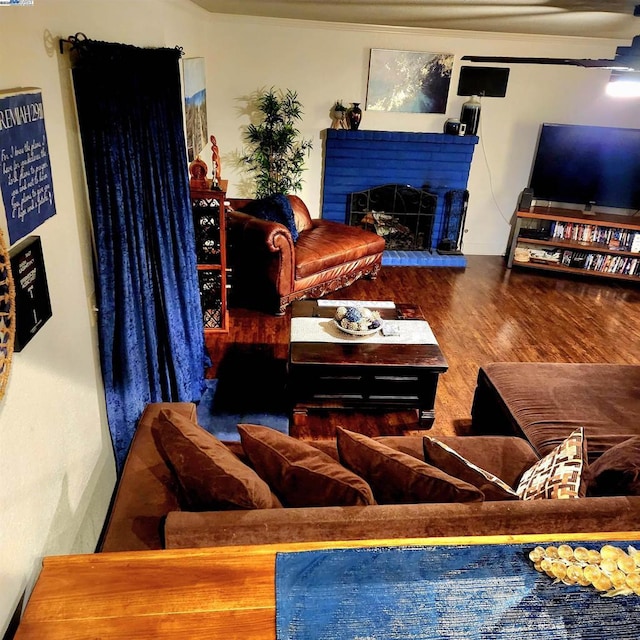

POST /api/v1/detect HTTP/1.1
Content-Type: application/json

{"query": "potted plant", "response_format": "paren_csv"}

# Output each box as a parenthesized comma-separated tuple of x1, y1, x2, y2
(241, 87, 313, 198)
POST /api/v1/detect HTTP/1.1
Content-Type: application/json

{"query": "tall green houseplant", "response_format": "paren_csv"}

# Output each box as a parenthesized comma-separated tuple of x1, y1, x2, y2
(242, 88, 313, 198)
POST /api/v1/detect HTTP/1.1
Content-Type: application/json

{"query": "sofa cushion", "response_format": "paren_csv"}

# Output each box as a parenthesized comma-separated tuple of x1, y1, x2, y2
(376, 435, 538, 488)
(587, 436, 640, 497)
(237, 424, 376, 507)
(156, 410, 280, 511)
(336, 428, 484, 504)
(516, 428, 587, 500)
(239, 193, 299, 242)
(294, 220, 386, 280)
(423, 437, 520, 501)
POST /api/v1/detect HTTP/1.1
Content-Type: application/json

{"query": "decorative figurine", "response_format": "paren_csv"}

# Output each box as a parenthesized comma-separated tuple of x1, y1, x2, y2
(330, 100, 348, 130)
(210, 134, 222, 188)
(188, 156, 208, 190)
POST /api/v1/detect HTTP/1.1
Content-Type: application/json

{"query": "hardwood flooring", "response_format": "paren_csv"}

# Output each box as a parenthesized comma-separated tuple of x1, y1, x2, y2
(205, 256, 640, 439)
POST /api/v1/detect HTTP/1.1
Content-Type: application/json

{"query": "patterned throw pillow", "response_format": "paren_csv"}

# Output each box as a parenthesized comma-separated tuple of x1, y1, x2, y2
(516, 428, 587, 500)
(423, 437, 519, 501)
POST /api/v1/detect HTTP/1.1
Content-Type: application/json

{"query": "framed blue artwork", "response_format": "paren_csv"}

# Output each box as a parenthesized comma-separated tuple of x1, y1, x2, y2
(366, 48, 454, 114)
(0, 88, 56, 245)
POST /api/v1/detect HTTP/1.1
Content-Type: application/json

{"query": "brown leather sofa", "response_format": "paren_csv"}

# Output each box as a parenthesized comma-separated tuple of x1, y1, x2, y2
(225, 195, 385, 315)
(98, 402, 640, 553)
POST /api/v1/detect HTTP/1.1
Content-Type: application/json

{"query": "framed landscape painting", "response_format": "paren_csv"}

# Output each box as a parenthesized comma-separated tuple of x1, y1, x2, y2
(182, 57, 208, 163)
(366, 49, 453, 114)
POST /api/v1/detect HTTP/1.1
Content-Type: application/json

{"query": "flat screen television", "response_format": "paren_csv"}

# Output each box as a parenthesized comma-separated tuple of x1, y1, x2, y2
(528, 123, 640, 212)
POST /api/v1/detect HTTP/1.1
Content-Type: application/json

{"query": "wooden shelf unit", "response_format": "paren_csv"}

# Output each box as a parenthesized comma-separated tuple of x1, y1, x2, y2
(506, 206, 640, 282)
(190, 180, 229, 333)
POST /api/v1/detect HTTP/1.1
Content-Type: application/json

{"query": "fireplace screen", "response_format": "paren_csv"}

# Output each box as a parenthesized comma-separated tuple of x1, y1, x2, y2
(348, 184, 437, 251)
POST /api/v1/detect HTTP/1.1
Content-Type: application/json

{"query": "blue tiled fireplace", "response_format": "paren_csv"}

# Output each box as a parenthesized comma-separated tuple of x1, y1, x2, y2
(321, 129, 478, 267)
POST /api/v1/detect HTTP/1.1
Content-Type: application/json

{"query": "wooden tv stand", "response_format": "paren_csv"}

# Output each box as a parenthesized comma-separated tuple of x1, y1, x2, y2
(507, 206, 640, 282)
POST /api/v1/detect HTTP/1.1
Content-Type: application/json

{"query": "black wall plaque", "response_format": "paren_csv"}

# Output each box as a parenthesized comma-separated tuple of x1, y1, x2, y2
(457, 66, 510, 97)
(9, 236, 52, 351)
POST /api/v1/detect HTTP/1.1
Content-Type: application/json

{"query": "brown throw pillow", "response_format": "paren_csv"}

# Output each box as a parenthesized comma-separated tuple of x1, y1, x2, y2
(156, 409, 280, 511)
(516, 428, 587, 500)
(587, 436, 640, 496)
(423, 436, 520, 501)
(336, 428, 484, 504)
(237, 424, 376, 507)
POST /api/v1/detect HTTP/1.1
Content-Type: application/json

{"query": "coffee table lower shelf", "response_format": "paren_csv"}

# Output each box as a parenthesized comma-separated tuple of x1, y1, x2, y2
(289, 366, 444, 429)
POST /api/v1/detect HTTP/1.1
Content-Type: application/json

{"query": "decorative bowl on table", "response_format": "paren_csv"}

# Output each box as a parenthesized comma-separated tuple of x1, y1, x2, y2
(333, 306, 382, 336)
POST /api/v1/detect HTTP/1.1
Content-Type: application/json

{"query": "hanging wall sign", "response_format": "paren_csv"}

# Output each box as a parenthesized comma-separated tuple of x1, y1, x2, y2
(9, 235, 51, 351)
(0, 88, 56, 245)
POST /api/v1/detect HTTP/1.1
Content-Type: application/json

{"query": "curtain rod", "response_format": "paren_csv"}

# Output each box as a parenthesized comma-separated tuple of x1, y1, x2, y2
(58, 32, 88, 54)
(59, 33, 184, 57)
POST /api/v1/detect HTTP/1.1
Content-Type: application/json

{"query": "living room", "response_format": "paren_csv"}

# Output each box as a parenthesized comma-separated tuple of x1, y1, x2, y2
(2, 0, 640, 637)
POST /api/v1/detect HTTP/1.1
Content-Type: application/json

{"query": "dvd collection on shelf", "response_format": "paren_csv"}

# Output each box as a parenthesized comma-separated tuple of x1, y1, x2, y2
(509, 204, 640, 281)
(561, 250, 640, 276)
(549, 221, 640, 253)
(516, 241, 640, 276)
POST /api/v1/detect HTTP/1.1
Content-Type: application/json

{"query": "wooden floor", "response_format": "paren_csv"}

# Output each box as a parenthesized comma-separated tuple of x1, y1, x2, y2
(205, 256, 640, 439)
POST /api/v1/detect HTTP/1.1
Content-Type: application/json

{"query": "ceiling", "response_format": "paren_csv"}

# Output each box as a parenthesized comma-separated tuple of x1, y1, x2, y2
(190, 1, 640, 41)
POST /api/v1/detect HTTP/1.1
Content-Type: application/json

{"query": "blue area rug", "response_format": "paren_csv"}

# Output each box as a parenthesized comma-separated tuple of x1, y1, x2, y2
(276, 542, 640, 640)
(196, 378, 289, 441)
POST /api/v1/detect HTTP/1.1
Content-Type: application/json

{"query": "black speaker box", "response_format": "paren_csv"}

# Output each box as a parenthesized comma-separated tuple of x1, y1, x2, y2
(519, 188, 534, 210)
(457, 66, 510, 97)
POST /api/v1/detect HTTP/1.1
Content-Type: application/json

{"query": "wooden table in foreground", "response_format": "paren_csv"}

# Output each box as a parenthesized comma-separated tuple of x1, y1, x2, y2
(15, 532, 640, 639)
(288, 300, 448, 431)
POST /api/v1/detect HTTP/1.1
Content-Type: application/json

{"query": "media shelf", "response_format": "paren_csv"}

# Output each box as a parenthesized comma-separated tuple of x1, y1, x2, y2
(506, 207, 640, 283)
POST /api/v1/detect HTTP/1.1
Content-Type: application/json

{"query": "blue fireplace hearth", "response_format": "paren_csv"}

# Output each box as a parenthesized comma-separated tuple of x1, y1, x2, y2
(321, 129, 478, 267)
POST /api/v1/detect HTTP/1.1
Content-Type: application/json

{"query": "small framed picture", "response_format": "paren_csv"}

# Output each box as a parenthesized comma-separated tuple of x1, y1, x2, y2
(10, 236, 52, 351)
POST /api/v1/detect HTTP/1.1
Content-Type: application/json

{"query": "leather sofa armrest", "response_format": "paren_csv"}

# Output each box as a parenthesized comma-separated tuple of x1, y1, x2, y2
(164, 497, 640, 549)
(226, 210, 295, 296)
(227, 210, 294, 253)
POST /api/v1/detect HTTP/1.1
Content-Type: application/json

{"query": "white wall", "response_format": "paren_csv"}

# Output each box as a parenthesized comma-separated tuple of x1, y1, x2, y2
(1, 0, 640, 634)
(0, 0, 208, 635)
(198, 16, 640, 255)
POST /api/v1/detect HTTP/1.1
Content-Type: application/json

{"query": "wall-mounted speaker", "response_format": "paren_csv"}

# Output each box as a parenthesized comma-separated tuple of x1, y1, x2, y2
(457, 66, 510, 98)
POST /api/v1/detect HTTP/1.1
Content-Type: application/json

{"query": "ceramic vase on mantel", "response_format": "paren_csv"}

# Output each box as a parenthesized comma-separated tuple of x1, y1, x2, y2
(346, 102, 362, 130)
(460, 95, 481, 136)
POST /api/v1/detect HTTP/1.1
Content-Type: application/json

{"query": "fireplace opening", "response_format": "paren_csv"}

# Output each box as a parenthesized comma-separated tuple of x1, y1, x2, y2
(348, 184, 437, 251)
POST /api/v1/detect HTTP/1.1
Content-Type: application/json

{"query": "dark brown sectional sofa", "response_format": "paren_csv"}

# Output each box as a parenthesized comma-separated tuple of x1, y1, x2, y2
(99, 363, 640, 553)
(471, 362, 640, 461)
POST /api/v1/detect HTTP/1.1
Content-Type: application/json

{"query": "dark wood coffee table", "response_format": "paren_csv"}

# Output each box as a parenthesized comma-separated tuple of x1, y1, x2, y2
(288, 299, 448, 430)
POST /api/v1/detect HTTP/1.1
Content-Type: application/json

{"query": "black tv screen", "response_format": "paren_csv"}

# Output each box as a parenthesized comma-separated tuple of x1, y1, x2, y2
(529, 123, 640, 211)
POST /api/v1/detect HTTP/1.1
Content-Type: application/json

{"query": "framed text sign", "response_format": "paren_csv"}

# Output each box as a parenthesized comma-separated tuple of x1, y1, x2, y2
(0, 88, 56, 244)
(9, 235, 51, 351)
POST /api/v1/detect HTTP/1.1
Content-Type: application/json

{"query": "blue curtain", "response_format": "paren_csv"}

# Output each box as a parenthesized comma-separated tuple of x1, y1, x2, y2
(71, 40, 207, 472)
